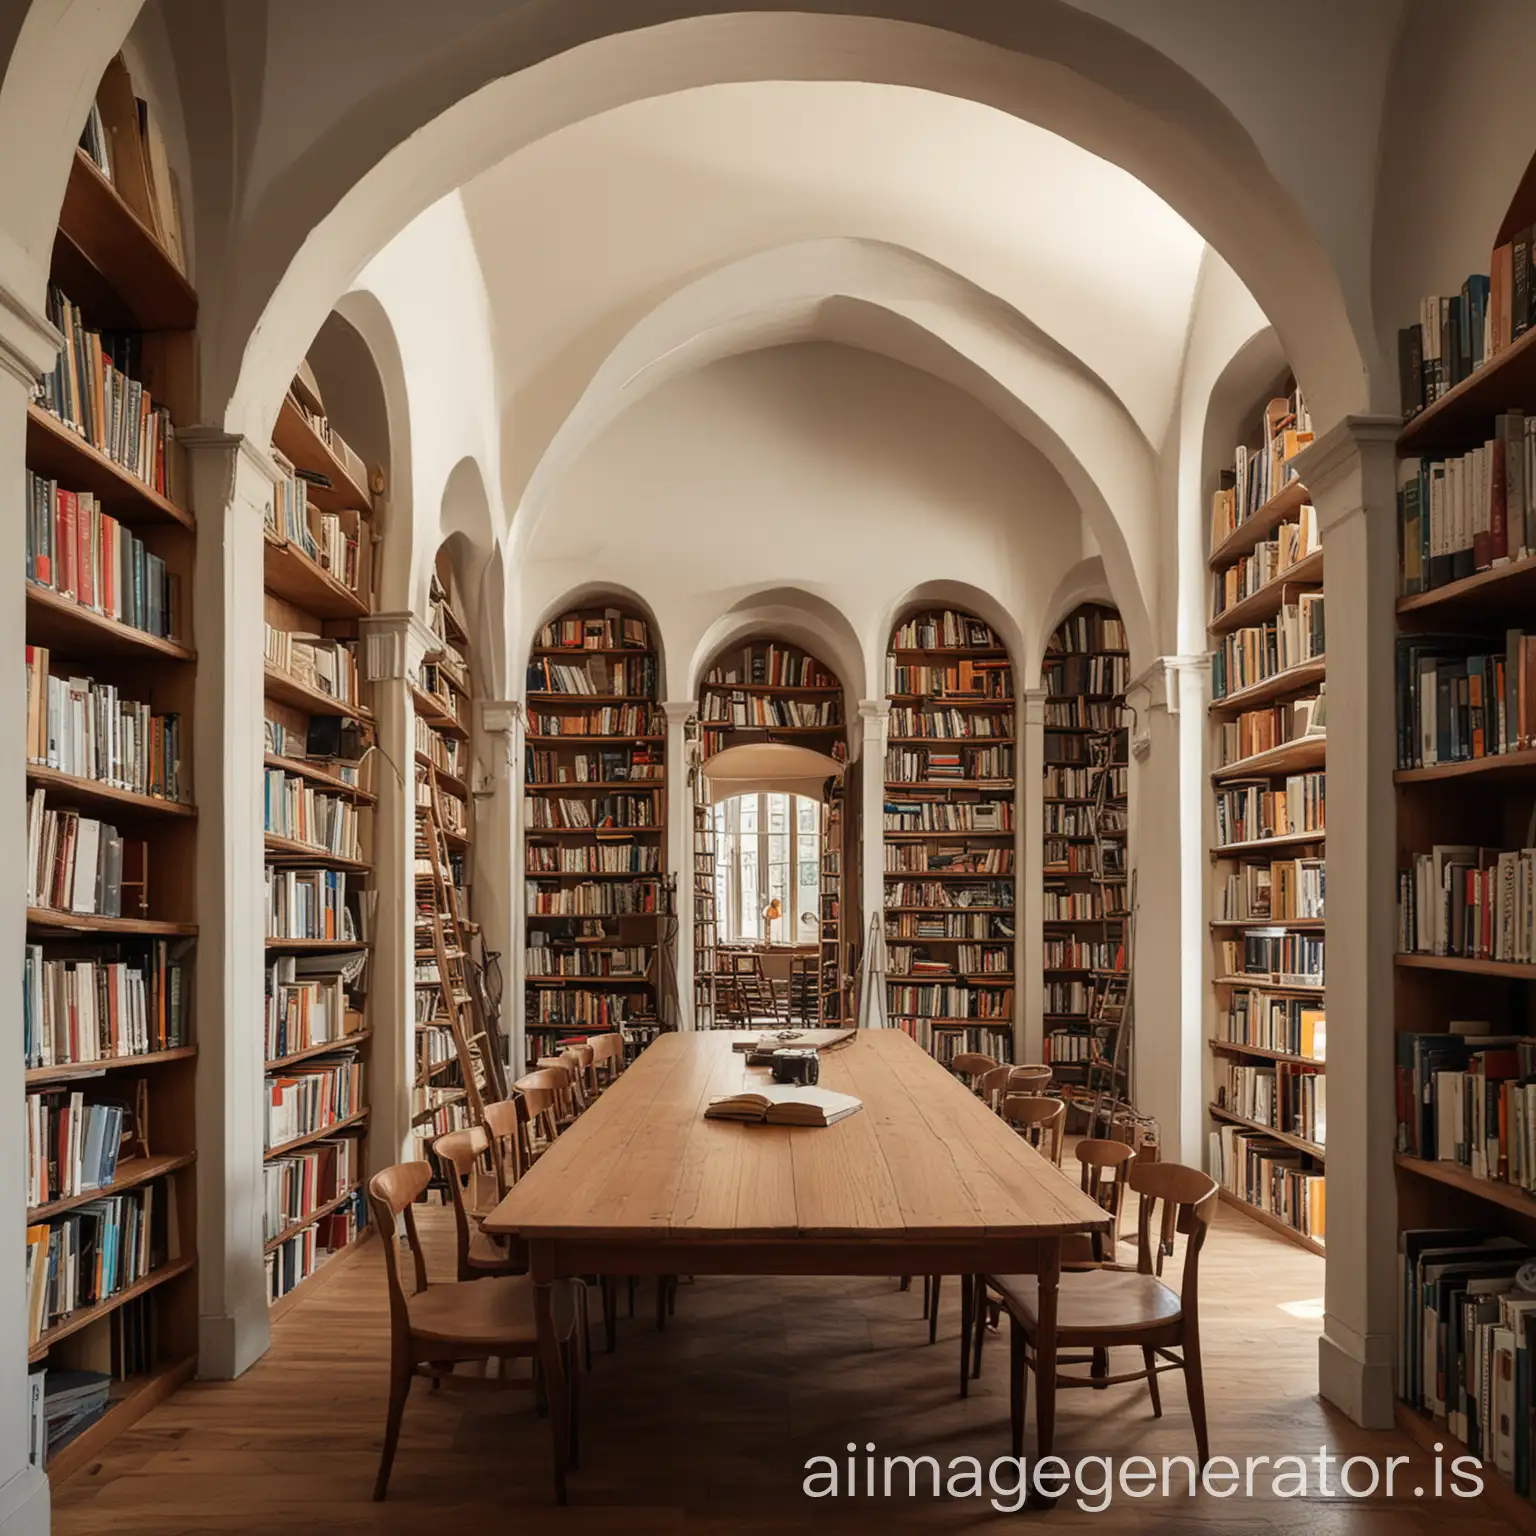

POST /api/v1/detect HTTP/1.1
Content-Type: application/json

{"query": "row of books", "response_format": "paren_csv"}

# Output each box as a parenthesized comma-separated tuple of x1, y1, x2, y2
(1210, 597, 1326, 701)
(1211, 506, 1319, 619)
(526, 655, 655, 697)
(26, 1172, 180, 1344)
(1044, 939, 1122, 970)
(1398, 275, 1497, 416)
(528, 706, 659, 738)
(263, 1056, 364, 1150)
(888, 706, 1012, 739)
(1044, 842, 1120, 876)
(528, 991, 645, 1026)
(25, 649, 184, 802)
(525, 881, 668, 916)
(267, 461, 368, 595)
(1042, 653, 1127, 697)
(1043, 765, 1128, 800)
(1397, 633, 1536, 768)
(1218, 931, 1325, 987)
(1045, 1030, 1095, 1064)
(1209, 391, 1313, 544)
(27, 473, 178, 640)
(264, 628, 361, 707)
(415, 717, 463, 775)
(887, 944, 1011, 976)
(26, 1093, 127, 1208)
(37, 287, 176, 496)
(891, 613, 1001, 651)
(1043, 700, 1121, 732)
(886, 746, 1013, 782)
(703, 696, 839, 729)
(1044, 892, 1119, 922)
(704, 646, 834, 689)
(525, 845, 661, 874)
(1208, 1124, 1324, 1243)
(1218, 696, 1324, 768)
(886, 661, 1012, 699)
(525, 945, 651, 978)
(886, 912, 1014, 941)
(884, 799, 1011, 832)
(1047, 611, 1128, 655)
(1397, 845, 1536, 962)
(1213, 773, 1326, 847)
(24, 939, 191, 1069)
(895, 1017, 1010, 1056)
(524, 794, 658, 829)
(266, 715, 364, 783)
(26, 791, 146, 917)
(264, 950, 366, 1062)
(885, 880, 1012, 910)
(525, 748, 662, 784)
(1216, 995, 1326, 1061)
(1398, 427, 1536, 595)
(263, 769, 361, 857)
(1044, 734, 1129, 768)
(535, 611, 649, 650)
(1044, 980, 1093, 1015)
(888, 984, 1013, 1020)
(1215, 1061, 1325, 1145)
(263, 1138, 356, 1244)
(1396, 1034, 1536, 1185)
(264, 866, 363, 943)
(1218, 858, 1326, 923)
(267, 1191, 366, 1306)
(883, 846, 1013, 874)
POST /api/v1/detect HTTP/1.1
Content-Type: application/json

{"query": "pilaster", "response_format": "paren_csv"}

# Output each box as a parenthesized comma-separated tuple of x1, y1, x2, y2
(1020, 687, 1047, 1063)
(181, 428, 280, 1380)
(856, 700, 889, 1026)
(661, 701, 694, 1030)
(476, 699, 520, 1074)
(1293, 415, 1401, 1430)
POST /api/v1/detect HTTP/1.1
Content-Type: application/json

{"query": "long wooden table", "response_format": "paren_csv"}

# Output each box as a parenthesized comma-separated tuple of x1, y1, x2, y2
(484, 1029, 1110, 1500)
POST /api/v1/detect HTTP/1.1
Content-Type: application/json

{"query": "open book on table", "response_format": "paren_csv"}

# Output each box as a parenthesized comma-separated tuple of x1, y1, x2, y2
(704, 1085, 863, 1127)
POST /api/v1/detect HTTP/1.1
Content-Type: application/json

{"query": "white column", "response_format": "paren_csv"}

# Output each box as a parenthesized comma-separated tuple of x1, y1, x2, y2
(359, 611, 439, 1167)
(0, 291, 59, 1533)
(856, 700, 889, 1026)
(1297, 415, 1401, 1430)
(661, 701, 694, 1031)
(477, 700, 520, 1078)
(1020, 687, 1046, 1064)
(180, 430, 278, 1381)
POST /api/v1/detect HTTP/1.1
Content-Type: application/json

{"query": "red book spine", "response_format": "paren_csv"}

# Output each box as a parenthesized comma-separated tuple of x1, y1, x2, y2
(76, 497, 94, 611)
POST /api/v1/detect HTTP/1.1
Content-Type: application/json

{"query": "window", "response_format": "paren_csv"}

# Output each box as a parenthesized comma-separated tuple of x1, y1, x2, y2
(713, 793, 822, 944)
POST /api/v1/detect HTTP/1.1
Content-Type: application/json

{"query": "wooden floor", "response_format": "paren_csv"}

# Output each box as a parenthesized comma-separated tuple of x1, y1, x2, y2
(53, 1201, 1521, 1534)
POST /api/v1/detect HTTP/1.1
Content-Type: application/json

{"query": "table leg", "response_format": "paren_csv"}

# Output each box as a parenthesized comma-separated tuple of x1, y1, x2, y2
(531, 1246, 568, 1505)
(1029, 1237, 1061, 1510)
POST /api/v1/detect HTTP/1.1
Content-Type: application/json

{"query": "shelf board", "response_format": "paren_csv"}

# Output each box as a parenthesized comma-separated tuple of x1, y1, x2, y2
(26, 1045, 197, 1086)
(1396, 552, 1536, 624)
(1208, 1103, 1324, 1159)
(1212, 974, 1324, 995)
(264, 1107, 370, 1161)
(1207, 658, 1327, 715)
(1397, 321, 1536, 456)
(263, 834, 372, 872)
(526, 975, 655, 987)
(701, 724, 843, 737)
(271, 394, 373, 514)
(1393, 1401, 1536, 1536)
(525, 870, 664, 881)
(30, 1255, 196, 1361)
(44, 1354, 196, 1486)
(263, 1181, 364, 1255)
(885, 781, 1013, 792)
(885, 905, 1013, 914)
(414, 752, 469, 798)
(411, 685, 470, 738)
(27, 908, 196, 937)
(698, 682, 841, 696)
(25, 766, 194, 819)
(882, 830, 1013, 840)
(530, 646, 652, 657)
(262, 533, 369, 621)
(886, 695, 1014, 709)
(264, 936, 369, 953)
(1395, 953, 1536, 980)
(525, 735, 666, 745)
(527, 692, 657, 704)
(1215, 1187, 1325, 1256)
(26, 405, 194, 530)
(268, 1224, 374, 1323)
(265, 1028, 372, 1072)
(1208, 1039, 1325, 1067)
(1207, 550, 1324, 636)
(1395, 746, 1536, 785)
(889, 735, 1015, 746)
(28, 1150, 196, 1223)
(1207, 479, 1313, 570)
(890, 1017, 1013, 1028)
(1210, 735, 1326, 783)
(1210, 828, 1325, 859)
(1396, 1153, 1536, 1220)
(26, 583, 193, 663)
(524, 780, 663, 793)
(263, 666, 373, 723)
(1208, 916, 1325, 931)
(265, 753, 375, 804)
(889, 646, 1009, 659)
(524, 826, 663, 837)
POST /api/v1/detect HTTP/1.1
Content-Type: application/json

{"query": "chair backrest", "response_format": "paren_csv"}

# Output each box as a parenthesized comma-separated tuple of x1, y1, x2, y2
(949, 1052, 999, 1090)
(481, 1097, 524, 1194)
(1075, 1138, 1136, 1259)
(1002, 1094, 1067, 1165)
(977, 1064, 1014, 1112)
(514, 1069, 563, 1146)
(1130, 1160, 1218, 1311)
(432, 1127, 488, 1271)
(1007, 1064, 1053, 1096)
(367, 1162, 433, 1334)
(588, 1032, 624, 1083)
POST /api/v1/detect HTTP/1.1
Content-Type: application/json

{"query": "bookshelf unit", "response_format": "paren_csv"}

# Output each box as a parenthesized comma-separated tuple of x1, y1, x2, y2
(883, 608, 1016, 1065)
(523, 602, 669, 1067)
(1040, 604, 1129, 1087)
(1204, 383, 1327, 1256)
(1390, 162, 1536, 1519)
(261, 358, 377, 1313)
(23, 62, 202, 1479)
(412, 559, 477, 1157)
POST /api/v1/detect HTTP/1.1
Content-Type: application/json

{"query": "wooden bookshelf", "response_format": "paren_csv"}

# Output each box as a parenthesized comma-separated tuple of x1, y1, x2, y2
(24, 73, 202, 1477)
(884, 608, 1016, 1065)
(261, 351, 377, 1315)
(1204, 380, 1326, 1256)
(698, 640, 847, 761)
(524, 600, 670, 1066)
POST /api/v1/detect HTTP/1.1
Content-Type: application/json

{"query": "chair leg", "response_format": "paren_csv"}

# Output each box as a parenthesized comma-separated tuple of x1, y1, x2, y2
(602, 1275, 618, 1353)
(579, 1284, 592, 1372)
(927, 1276, 943, 1343)
(970, 1276, 987, 1379)
(373, 1359, 411, 1501)
(1009, 1316, 1027, 1459)
(1142, 1345, 1162, 1417)
(1091, 1346, 1109, 1387)
(563, 1339, 581, 1472)
(920, 1275, 930, 1315)
(898, 1275, 912, 1293)
(1184, 1334, 1209, 1466)
(959, 1273, 973, 1399)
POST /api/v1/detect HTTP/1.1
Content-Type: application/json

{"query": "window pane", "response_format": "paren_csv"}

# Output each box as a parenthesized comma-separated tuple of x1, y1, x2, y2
(740, 845, 760, 942)
(768, 861, 789, 939)
(797, 797, 818, 834)
(798, 833, 819, 881)
(739, 797, 757, 835)
(767, 794, 788, 833)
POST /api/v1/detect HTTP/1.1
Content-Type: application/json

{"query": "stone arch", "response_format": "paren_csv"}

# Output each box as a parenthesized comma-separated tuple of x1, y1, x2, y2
(1035, 559, 1119, 684)
(434, 457, 502, 690)
(521, 581, 670, 704)
(877, 579, 1025, 699)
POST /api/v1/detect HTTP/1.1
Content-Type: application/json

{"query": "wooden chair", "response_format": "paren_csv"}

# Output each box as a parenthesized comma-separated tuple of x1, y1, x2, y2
(1007, 1064, 1053, 1096)
(988, 1161, 1218, 1462)
(434, 1127, 526, 1281)
(976, 1064, 1015, 1112)
(949, 1052, 999, 1093)
(368, 1161, 583, 1501)
(1002, 1094, 1066, 1166)
(534, 1051, 586, 1122)
(587, 1032, 625, 1087)
(482, 1095, 528, 1191)
(566, 1041, 598, 1100)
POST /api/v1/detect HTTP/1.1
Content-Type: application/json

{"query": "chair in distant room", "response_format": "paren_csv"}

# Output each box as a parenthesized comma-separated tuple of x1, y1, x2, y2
(1002, 1094, 1067, 1166)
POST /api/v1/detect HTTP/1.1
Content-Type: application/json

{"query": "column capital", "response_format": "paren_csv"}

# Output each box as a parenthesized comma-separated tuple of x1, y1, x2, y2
(0, 277, 60, 388)
(479, 699, 521, 734)
(1125, 654, 1207, 717)
(1290, 414, 1400, 538)
(178, 427, 282, 522)
(660, 699, 695, 729)
(360, 611, 439, 683)
(856, 697, 890, 722)
(1021, 685, 1049, 726)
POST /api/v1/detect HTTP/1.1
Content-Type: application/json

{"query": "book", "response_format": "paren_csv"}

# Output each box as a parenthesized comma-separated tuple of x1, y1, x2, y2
(705, 1085, 863, 1127)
